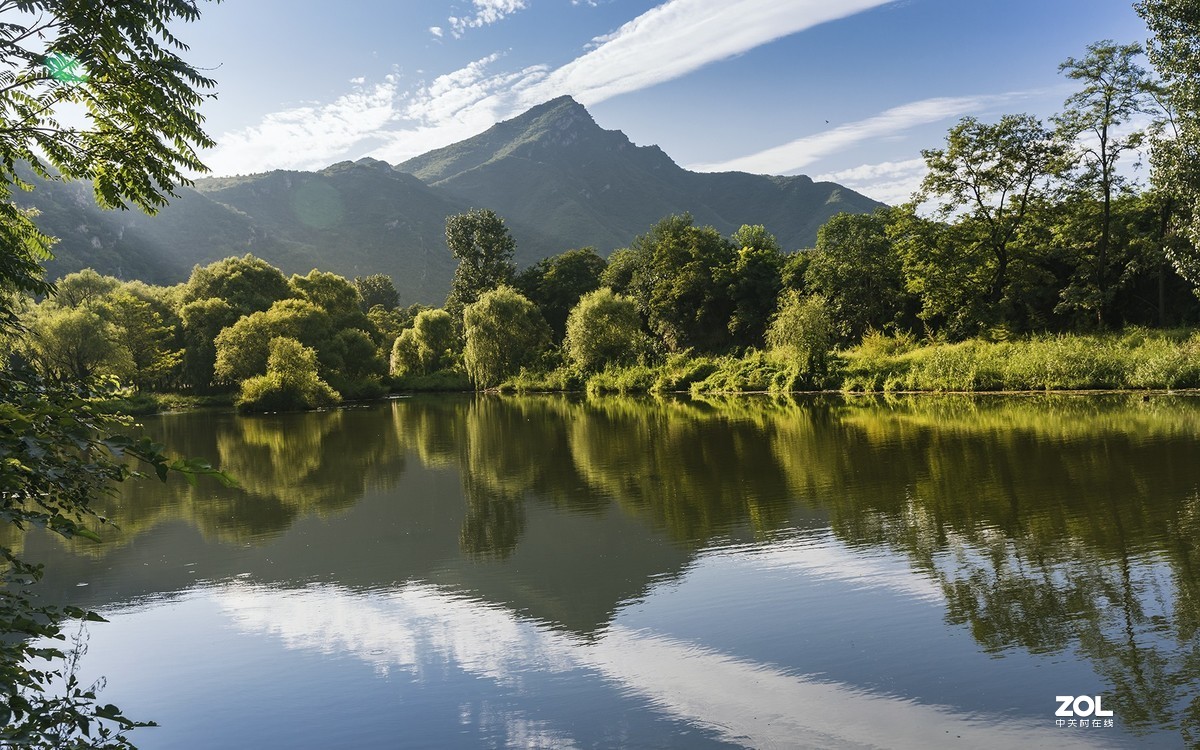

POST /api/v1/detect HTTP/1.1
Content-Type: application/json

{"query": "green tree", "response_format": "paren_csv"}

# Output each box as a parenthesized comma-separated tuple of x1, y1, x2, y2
(444, 209, 517, 324)
(1135, 0, 1200, 289)
(725, 225, 784, 348)
(1054, 41, 1158, 325)
(54, 269, 121, 308)
(98, 290, 182, 390)
(324, 327, 387, 398)
(563, 288, 648, 373)
(806, 210, 909, 343)
(766, 291, 834, 378)
(179, 254, 293, 318)
(625, 214, 737, 352)
(212, 299, 333, 385)
(599, 246, 639, 293)
(0, 1, 224, 744)
(514, 247, 606, 341)
(391, 308, 456, 376)
(462, 286, 550, 388)
(354, 273, 400, 312)
(236, 337, 341, 413)
(913, 115, 1065, 334)
(22, 304, 134, 382)
(289, 269, 365, 328)
(179, 296, 238, 390)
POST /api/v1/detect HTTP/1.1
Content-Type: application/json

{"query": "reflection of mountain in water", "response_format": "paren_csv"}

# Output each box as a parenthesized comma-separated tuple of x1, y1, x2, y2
(20, 393, 1200, 740)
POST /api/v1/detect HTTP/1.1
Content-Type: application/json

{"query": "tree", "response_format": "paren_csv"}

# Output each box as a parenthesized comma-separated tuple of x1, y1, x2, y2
(913, 115, 1066, 334)
(289, 269, 364, 328)
(179, 255, 293, 318)
(766, 292, 834, 378)
(179, 296, 238, 390)
(236, 337, 341, 413)
(391, 308, 456, 377)
(1055, 41, 1158, 325)
(22, 304, 134, 382)
(725, 225, 784, 348)
(624, 214, 738, 352)
(98, 290, 182, 390)
(0, 2, 223, 743)
(1135, 0, 1200, 289)
(806, 210, 910, 343)
(212, 299, 333, 385)
(354, 273, 400, 312)
(444, 209, 517, 324)
(514, 247, 606, 341)
(462, 286, 550, 388)
(563, 288, 648, 372)
(54, 269, 121, 308)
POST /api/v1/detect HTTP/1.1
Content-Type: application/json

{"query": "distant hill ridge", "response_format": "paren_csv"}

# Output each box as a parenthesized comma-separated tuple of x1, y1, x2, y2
(24, 95, 883, 304)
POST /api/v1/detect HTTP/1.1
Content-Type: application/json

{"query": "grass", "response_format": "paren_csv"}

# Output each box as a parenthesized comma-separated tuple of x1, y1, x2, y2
(92, 392, 234, 415)
(839, 328, 1200, 392)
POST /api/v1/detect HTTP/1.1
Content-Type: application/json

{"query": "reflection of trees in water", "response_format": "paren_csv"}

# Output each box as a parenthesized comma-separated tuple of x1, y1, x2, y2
(789, 394, 1200, 742)
(409, 390, 1200, 742)
(53, 405, 408, 551)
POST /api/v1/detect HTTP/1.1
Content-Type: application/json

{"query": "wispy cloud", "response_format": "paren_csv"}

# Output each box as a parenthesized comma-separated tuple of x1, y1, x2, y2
(690, 93, 1034, 175)
(814, 158, 928, 206)
(206, 0, 898, 174)
(447, 0, 528, 38)
(518, 0, 895, 106)
(205, 77, 403, 176)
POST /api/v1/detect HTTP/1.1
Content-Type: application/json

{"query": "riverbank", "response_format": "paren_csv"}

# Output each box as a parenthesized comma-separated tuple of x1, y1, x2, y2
(497, 327, 1200, 396)
(106, 328, 1200, 413)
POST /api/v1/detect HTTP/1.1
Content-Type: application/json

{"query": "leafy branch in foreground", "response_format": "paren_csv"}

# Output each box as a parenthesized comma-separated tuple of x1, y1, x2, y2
(1, 368, 234, 748)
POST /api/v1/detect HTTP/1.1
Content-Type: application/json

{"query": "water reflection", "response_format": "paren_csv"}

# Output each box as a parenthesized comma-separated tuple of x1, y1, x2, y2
(18, 393, 1200, 747)
(214, 578, 1113, 750)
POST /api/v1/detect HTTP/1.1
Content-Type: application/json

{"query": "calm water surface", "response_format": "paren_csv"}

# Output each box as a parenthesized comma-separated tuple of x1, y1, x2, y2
(14, 393, 1200, 749)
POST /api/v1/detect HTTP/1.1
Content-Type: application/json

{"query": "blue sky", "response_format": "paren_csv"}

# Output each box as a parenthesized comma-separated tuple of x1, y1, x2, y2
(182, 0, 1151, 204)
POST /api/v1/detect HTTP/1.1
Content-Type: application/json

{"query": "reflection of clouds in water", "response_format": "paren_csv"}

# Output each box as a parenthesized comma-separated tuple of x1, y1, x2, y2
(726, 530, 945, 603)
(217, 568, 1114, 749)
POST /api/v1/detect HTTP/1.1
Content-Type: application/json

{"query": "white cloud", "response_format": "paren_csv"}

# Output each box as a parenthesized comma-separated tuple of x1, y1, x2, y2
(517, 0, 894, 107)
(690, 93, 1034, 175)
(448, 0, 528, 38)
(814, 157, 928, 205)
(205, 77, 402, 176)
(429, 26, 444, 38)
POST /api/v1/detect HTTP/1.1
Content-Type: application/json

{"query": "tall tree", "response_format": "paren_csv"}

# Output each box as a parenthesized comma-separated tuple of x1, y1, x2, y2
(444, 209, 516, 326)
(514, 247, 606, 341)
(725, 225, 784, 349)
(805, 210, 909, 343)
(1136, 0, 1200, 291)
(1055, 41, 1157, 325)
(462, 286, 550, 389)
(914, 115, 1065, 334)
(354, 273, 400, 312)
(625, 214, 737, 352)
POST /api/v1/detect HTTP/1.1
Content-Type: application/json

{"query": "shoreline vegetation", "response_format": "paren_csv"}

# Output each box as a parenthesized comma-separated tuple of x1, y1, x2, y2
(103, 327, 1200, 416)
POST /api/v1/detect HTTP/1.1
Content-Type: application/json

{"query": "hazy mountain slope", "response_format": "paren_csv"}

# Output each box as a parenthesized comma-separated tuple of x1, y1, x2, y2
(18, 96, 884, 303)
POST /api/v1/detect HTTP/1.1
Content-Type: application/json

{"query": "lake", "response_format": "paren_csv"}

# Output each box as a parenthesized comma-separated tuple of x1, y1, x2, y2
(14, 393, 1200, 749)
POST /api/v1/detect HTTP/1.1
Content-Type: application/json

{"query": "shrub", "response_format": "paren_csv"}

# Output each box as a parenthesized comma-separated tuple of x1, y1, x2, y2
(236, 337, 340, 412)
(563, 287, 649, 372)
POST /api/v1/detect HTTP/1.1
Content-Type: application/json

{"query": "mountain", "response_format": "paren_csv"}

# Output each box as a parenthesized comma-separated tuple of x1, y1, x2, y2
(400, 96, 881, 256)
(20, 96, 884, 304)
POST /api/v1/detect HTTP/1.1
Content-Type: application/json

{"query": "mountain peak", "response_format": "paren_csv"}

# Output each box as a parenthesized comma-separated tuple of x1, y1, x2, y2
(398, 97, 611, 185)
